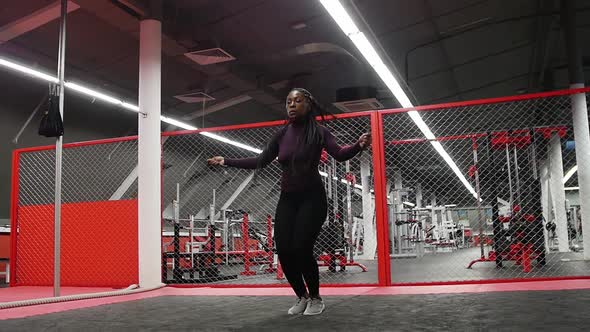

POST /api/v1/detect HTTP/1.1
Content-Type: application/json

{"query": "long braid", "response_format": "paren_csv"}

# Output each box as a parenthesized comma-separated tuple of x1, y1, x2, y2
(253, 88, 333, 181)
(290, 88, 334, 174)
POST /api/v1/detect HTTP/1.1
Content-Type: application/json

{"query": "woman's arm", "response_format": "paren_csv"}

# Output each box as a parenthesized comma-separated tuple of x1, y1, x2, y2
(221, 129, 283, 169)
(322, 126, 364, 162)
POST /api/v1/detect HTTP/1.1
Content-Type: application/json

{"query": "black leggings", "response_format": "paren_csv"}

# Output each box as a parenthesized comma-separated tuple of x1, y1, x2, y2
(274, 187, 327, 298)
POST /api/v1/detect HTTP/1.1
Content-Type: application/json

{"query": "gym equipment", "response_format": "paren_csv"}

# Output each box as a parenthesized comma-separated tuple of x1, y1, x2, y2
(391, 206, 429, 257)
(468, 130, 547, 271)
(162, 186, 238, 283)
(315, 157, 368, 272)
(162, 186, 276, 283)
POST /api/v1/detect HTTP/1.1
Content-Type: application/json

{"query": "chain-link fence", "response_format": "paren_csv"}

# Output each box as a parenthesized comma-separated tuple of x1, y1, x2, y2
(10, 89, 590, 289)
(382, 92, 590, 284)
(12, 138, 139, 287)
(161, 115, 379, 285)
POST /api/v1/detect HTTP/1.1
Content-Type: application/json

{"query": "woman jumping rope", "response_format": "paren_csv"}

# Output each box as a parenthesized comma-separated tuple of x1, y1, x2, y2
(208, 88, 370, 315)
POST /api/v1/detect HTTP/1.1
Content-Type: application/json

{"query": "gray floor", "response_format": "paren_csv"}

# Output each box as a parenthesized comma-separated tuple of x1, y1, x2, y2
(167, 246, 589, 285)
(391, 246, 590, 283)
(2, 290, 590, 331)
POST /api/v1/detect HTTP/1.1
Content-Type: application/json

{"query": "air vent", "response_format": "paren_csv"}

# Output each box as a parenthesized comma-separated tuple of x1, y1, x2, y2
(173, 91, 215, 104)
(333, 98, 383, 113)
(184, 47, 236, 65)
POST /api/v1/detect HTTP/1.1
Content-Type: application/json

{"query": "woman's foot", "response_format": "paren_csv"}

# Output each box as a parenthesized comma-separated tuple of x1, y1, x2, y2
(303, 297, 325, 315)
(287, 296, 309, 315)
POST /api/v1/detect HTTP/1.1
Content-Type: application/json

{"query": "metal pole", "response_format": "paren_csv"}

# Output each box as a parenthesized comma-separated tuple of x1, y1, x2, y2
(472, 138, 485, 259)
(505, 145, 513, 209)
(345, 161, 354, 262)
(53, 0, 67, 298)
(513, 146, 521, 210)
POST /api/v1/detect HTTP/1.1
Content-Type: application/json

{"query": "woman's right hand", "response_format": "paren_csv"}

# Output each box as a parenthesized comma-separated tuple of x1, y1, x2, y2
(207, 156, 225, 166)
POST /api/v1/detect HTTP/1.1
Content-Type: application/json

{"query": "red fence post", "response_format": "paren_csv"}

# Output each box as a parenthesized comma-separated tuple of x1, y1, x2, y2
(371, 112, 391, 286)
(9, 150, 20, 286)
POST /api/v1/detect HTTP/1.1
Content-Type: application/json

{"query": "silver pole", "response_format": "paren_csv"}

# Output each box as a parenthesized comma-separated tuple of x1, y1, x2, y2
(505, 145, 513, 208)
(54, 0, 67, 298)
(513, 145, 521, 209)
(473, 140, 484, 259)
(345, 161, 353, 262)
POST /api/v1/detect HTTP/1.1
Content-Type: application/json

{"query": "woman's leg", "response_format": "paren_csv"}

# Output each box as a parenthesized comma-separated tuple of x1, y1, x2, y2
(292, 188, 328, 298)
(274, 193, 307, 298)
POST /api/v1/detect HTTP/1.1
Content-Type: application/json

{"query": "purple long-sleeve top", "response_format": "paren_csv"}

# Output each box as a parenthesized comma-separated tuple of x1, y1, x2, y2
(224, 123, 362, 192)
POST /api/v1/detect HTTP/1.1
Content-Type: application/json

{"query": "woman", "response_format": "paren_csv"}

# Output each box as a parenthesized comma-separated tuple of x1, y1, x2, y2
(208, 88, 370, 315)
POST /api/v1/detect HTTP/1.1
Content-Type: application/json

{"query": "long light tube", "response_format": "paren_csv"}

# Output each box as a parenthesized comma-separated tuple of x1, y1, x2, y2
(319, 0, 477, 199)
(563, 165, 578, 184)
(3, 51, 578, 192)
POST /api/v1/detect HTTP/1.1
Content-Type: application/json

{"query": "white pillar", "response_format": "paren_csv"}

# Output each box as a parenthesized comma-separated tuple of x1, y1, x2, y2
(393, 170, 404, 255)
(540, 161, 551, 252)
(415, 184, 423, 209)
(359, 154, 376, 260)
(138, 19, 163, 288)
(393, 170, 403, 220)
(430, 195, 438, 241)
(549, 134, 569, 252)
(567, 84, 590, 258)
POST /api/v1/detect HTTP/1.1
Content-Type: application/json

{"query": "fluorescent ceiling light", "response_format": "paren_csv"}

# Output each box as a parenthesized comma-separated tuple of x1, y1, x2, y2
(563, 165, 578, 184)
(0, 56, 264, 153)
(403, 201, 415, 207)
(319, 0, 360, 35)
(349, 32, 381, 66)
(445, 204, 457, 208)
(320, 0, 478, 200)
(159, 115, 197, 130)
(565, 187, 579, 191)
(431, 141, 478, 200)
(1, 55, 369, 195)
(0, 57, 58, 83)
(200, 131, 262, 154)
(65, 82, 124, 105)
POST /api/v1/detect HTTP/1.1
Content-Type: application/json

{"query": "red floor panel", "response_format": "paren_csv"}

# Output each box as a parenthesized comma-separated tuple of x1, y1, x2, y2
(1, 279, 590, 320)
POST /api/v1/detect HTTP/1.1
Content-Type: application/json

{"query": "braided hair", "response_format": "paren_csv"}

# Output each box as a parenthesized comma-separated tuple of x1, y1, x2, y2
(254, 88, 333, 176)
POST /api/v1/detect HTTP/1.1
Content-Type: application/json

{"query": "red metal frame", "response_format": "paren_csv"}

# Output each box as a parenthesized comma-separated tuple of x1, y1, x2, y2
(9, 150, 20, 286)
(168, 283, 378, 288)
(371, 112, 391, 286)
(10, 87, 590, 289)
(379, 86, 590, 115)
(161, 112, 374, 137)
(391, 275, 590, 287)
(389, 133, 489, 145)
(13, 135, 139, 154)
(389, 126, 568, 146)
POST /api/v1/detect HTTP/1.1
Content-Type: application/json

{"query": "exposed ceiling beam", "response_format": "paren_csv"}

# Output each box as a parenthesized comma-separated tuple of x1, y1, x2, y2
(76, 0, 286, 119)
(183, 95, 253, 120)
(0, 0, 80, 44)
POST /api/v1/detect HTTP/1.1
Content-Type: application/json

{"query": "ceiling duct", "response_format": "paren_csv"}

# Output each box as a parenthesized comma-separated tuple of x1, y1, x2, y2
(184, 48, 236, 66)
(173, 91, 215, 103)
(333, 86, 383, 113)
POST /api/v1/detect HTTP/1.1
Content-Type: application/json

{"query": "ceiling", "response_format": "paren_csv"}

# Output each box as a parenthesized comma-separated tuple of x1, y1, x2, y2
(1, 0, 588, 134)
(0, 0, 588, 210)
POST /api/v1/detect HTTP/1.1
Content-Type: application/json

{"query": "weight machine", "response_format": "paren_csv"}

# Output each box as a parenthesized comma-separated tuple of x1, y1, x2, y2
(315, 156, 368, 273)
(162, 185, 275, 283)
(468, 129, 547, 272)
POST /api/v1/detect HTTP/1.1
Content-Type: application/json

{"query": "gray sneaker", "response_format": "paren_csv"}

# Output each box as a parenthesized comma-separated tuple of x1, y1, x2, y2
(303, 297, 325, 316)
(287, 297, 309, 315)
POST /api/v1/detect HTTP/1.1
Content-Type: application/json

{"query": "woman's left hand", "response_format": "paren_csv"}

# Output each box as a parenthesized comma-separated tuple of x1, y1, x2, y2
(358, 133, 371, 149)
